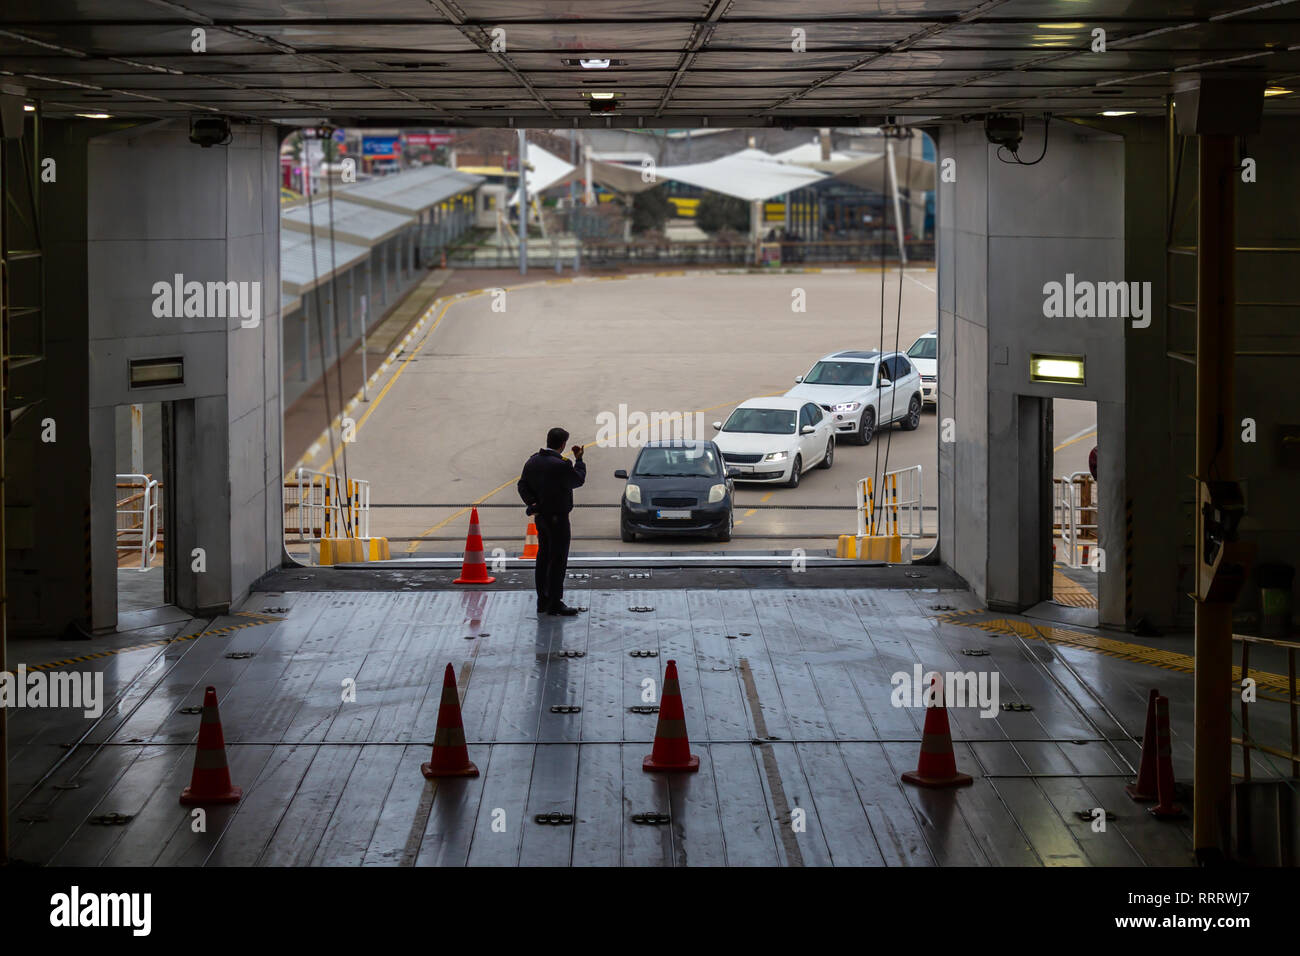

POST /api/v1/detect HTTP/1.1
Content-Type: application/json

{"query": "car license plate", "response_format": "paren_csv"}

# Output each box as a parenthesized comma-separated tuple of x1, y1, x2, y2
(734, 464, 753, 473)
(657, 509, 691, 519)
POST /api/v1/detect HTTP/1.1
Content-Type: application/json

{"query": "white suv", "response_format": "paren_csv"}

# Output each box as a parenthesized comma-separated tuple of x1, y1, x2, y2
(906, 331, 938, 407)
(785, 349, 923, 445)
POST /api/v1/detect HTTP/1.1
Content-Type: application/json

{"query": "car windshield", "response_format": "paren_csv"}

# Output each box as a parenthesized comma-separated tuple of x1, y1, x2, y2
(802, 360, 874, 386)
(722, 408, 797, 435)
(633, 446, 719, 477)
(907, 337, 937, 360)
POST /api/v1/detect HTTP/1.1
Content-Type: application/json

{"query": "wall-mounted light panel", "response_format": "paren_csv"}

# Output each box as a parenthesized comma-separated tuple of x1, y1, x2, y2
(129, 357, 184, 388)
(1029, 353, 1085, 385)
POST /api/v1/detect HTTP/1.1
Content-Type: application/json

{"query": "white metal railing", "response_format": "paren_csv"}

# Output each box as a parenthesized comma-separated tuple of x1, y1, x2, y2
(116, 473, 161, 570)
(286, 467, 370, 542)
(857, 465, 924, 538)
(1053, 471, 1099, 569)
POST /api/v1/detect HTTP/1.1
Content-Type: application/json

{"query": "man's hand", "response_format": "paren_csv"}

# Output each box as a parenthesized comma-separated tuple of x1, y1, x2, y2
(571, 444, 584, 460)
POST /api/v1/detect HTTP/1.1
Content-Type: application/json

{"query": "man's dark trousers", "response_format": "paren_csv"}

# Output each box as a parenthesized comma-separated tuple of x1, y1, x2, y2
(534, 512, 571, 610)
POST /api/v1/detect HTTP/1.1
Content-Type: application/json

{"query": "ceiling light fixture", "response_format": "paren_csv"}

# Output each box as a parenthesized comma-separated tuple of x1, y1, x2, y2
(1100, 110, 1135, 116)
(588, 91, 617, 100)
(563, 57, 621, 68)
(76, 112, 111, 119)
(1264, 86, 1292, 96)
(23, 104, 35, 112)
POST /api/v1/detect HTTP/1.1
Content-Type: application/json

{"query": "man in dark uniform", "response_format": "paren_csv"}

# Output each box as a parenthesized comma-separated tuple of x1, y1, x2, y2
(517, 427, 587, 616)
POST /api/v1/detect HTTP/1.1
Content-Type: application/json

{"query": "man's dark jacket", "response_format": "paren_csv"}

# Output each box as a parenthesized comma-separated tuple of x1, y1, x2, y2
(518, 448, 586, 516)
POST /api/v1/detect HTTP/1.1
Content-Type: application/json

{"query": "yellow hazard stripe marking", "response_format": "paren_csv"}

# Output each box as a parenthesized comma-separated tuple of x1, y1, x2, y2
(3, 612, 284, 674)
(934, 612, 1294, 694)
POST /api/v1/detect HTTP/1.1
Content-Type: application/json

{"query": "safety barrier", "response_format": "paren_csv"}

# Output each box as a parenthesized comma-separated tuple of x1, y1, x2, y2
(116, 474, 161, 570)
(1233, 632, 1300, 782)
(857, 465, 924, 538)
(285, 467, 370, 541)
(1053, 472, 1099, 569)
(448, 237, 936, 270)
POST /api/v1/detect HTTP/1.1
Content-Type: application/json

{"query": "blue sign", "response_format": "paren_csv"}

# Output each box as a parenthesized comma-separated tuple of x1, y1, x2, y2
(333, 128, 346, 143)
(362, 136, 399, 157)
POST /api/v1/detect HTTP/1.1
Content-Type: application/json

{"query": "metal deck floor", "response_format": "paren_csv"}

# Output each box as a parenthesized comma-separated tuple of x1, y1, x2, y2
(11, 585, 1275, 867)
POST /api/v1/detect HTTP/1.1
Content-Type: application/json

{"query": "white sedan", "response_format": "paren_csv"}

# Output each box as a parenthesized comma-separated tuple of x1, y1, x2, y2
(711, 396, 835, 488)
(906, 331, 938, 406)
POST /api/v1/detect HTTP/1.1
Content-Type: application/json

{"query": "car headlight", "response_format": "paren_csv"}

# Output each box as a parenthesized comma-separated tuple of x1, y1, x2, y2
(625, 483, 642, 504)
(707, 483, 727, 503)
(831, 401, 861, 413)
(763, 451, 788, 462)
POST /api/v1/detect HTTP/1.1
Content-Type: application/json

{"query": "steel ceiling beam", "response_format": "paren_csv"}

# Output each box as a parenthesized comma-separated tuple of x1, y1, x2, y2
(425, 0, 558, 119)
(654, 0, 731, 117)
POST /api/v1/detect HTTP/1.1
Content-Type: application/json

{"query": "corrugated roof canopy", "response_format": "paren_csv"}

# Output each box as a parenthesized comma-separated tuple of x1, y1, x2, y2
(341, 164, 484, 214)
(281, 197, 413, 247)
(280, 228, 370, 295)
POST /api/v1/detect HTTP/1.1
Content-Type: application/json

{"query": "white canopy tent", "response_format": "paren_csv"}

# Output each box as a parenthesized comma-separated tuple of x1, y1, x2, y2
(506, 142, 576, 205)
(651, 148, 827, 202)
(772, 141, 936, 192)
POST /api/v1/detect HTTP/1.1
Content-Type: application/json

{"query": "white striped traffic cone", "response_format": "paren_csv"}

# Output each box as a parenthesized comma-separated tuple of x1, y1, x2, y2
(454, 507, 496, 584)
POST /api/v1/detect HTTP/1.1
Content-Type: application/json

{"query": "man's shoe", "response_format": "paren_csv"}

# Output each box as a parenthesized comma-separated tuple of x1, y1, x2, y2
(537, 602, 548, 613)
(547, 604, 581, 616)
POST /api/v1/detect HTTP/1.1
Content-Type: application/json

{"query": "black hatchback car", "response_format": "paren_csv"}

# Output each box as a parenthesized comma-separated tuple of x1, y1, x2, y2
(614, 440, 737, 542)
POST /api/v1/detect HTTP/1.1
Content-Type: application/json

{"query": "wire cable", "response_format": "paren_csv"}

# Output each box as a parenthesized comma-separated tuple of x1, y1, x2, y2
(871, 130, 888, 532)
(878, 132, 914, 509)
(302, 134, 352, 538)
(997, 113, 1051, 166)
(324, 142, 356, 536)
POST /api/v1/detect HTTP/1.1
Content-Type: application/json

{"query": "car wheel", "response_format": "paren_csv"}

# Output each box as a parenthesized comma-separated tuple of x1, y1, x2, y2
(620, 525, 636, 543)
(716, 509, 733, 542)
(858, 409, 875, 445)
(818, 438, 834, 469)
(786, 455, 802, 488)
(900, 395, 922, 431)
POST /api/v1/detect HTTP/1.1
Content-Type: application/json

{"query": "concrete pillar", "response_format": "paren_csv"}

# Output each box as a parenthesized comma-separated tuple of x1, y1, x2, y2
(1193, 134, 1238, 861)
(934, 121, 1125, 613)
(300, 311, 309, 382)
(130, 403, 144, 474)
(68, 119, 283, 627)
(345, 266, 354, 338)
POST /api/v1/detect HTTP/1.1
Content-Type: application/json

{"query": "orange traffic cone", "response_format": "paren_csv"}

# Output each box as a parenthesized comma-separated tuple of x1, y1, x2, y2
(522, 519, 539, 559)
(1125, 688, 1160, 801)
(421, 664, 479, 778)
(643, 659, 699, 772)
(1148, 695, 1185, 819)
(179, 686, 242, 805)
(453, 506, 496, 584)
(901, 675, 973, 788)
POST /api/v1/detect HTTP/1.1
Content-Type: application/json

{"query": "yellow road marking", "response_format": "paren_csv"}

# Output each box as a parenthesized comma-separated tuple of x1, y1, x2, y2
(1054, 428, 1096, 453)
(292, 266, 937, 477)
(934, 611, 1294, 694)
(317, 298, 458, 475)
(3, 613, 284, 674)
(405, 392, 786, 553)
